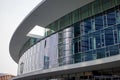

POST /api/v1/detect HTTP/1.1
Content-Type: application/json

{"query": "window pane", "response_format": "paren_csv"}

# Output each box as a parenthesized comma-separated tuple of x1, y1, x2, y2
(74, 53, 81, 63)
(117, 24, 120, 43)
(101, 30, 105, 47)
(116, 9, 120, 24)
(84, 19, 92, 33)
(74, 22, 80, 37)
(109, 45, 119, 56)
(95, 14, 103, 30)
(94, 31, 101, 48)
(85, 51, 93, 61)
(105, 27, 114, 46)
(81, 36, 89, 52)
(107, 10, 116, 26)
(97, 48, 105, 59)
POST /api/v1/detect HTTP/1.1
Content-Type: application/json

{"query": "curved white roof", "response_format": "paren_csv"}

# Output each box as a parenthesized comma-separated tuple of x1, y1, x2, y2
(9, 0, 94, 63)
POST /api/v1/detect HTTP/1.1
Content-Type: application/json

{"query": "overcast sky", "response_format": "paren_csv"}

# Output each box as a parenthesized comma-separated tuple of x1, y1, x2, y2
(0, 0, 42, 75)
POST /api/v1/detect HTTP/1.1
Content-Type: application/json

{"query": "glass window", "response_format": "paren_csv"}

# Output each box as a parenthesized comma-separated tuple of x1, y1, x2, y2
(117, 25, 120, 43)
(103, 14, 108, 27)
(101, 31, 105, 47)
(80, 22, 85, 35)
(109, 45, 119, 56)
(91, 18, 95, 31)
(74, 40, 79, 53)
(20, 62, 24, 74)
(81, 35, 89, 52)
(44, 40, 46, 48)
(97, 48, 105, 59)
(85, 51, 93, 61)
(89, 37, 93, 50)
(113, 27, 118, 44)
(95, 14, 103, 30)
(78, 40, 81, 52)
(44, 56, 49, 69)
(74, 53, 81, 63)
(88, 34, 96, 50)
(94, 31, 101, 48)
(74, 37, 81, 54)
(116, 9, 120, 24)
(92, 50, 97, 60)
(84, 19, 92, 33)
(107, 10, 116, 26)
(81, 53, 85, 61)
(74, 22, 80, 37)
(105, 27, 114, 46)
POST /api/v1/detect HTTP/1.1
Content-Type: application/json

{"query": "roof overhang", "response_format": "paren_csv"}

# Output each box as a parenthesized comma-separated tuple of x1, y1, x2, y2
(9, 0, 94, 63)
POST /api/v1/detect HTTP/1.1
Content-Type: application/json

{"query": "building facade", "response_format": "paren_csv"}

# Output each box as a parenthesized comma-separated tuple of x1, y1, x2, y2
(10, 0, 120, 80)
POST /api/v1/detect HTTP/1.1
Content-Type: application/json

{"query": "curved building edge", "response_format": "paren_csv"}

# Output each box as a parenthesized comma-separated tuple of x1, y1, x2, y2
(9, 0, 94, 63)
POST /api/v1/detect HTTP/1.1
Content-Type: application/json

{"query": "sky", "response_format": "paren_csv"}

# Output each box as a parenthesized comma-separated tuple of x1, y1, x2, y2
(0, 0, 43, 75)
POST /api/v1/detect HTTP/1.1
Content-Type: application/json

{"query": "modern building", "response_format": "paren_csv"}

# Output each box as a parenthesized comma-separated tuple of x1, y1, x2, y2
(0, 73, 15, 80)
(10, 0, 120, 80)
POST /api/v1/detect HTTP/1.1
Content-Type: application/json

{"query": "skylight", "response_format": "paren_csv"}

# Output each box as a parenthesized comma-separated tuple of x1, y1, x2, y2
(27, 25, 45, 38)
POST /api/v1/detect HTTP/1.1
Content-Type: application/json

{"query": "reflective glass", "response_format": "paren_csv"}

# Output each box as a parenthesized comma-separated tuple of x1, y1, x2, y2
(101, 31, 105, 47)
(113, 27, 118, 44)
(74, 22, 80, 37)
(84, 19, 92, 33)
(92, 31, 101, 48)
(74, 53, 81, 63)
(81, 35, 89, 52)
(116, 9, 120, 24)
(85, 51, 93, 61)
(89, 37, 93, 50)
(105, 27, 114, 46)
(117, 24, 120, 43)
(80, 22, 85, 35)
(95, 14, 103, 30)
(97, 48, 105, 59)
(103, 14, 107, 27)
(109, 45, 119, 56)
(107, 10, 116, 26)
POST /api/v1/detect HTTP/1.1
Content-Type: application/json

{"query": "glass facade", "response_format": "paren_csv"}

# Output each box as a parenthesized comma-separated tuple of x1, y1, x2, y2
(18, 1, 120, 77)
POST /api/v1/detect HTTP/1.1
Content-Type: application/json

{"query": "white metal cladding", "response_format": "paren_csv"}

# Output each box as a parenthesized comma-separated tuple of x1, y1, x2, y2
(18, 33, 58, 75)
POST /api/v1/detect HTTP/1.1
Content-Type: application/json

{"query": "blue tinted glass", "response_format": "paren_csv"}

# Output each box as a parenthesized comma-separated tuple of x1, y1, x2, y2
(74, 41, 78, 53)
(84, 19, 92, 33)
(109, 45, 119, 56)
(88, 34, 96, 50)
(74, 22, 80, 37)
(85, 51, 93, 61)
(95, 15, 103, 30)
(107, 11, 116, 26)
(91, 18, 95, 31)
(117, 24, 120, 43)
(80, 22, 85, 35)
(81, 36, 89, 52)
(92, 50, 97, 60)
(103, 15, 107, 27)
(97, 48, 105, 59)
(105, 27, 114, 46)
(113, 29, 118, 44)
(78, 41, 81, 52)
(116, 10, 120, 24)
(94, 31, 101, 48)
(101, 32, 105, 47)
(89, 37, 93, 50)
(74, 53, 81, 63)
